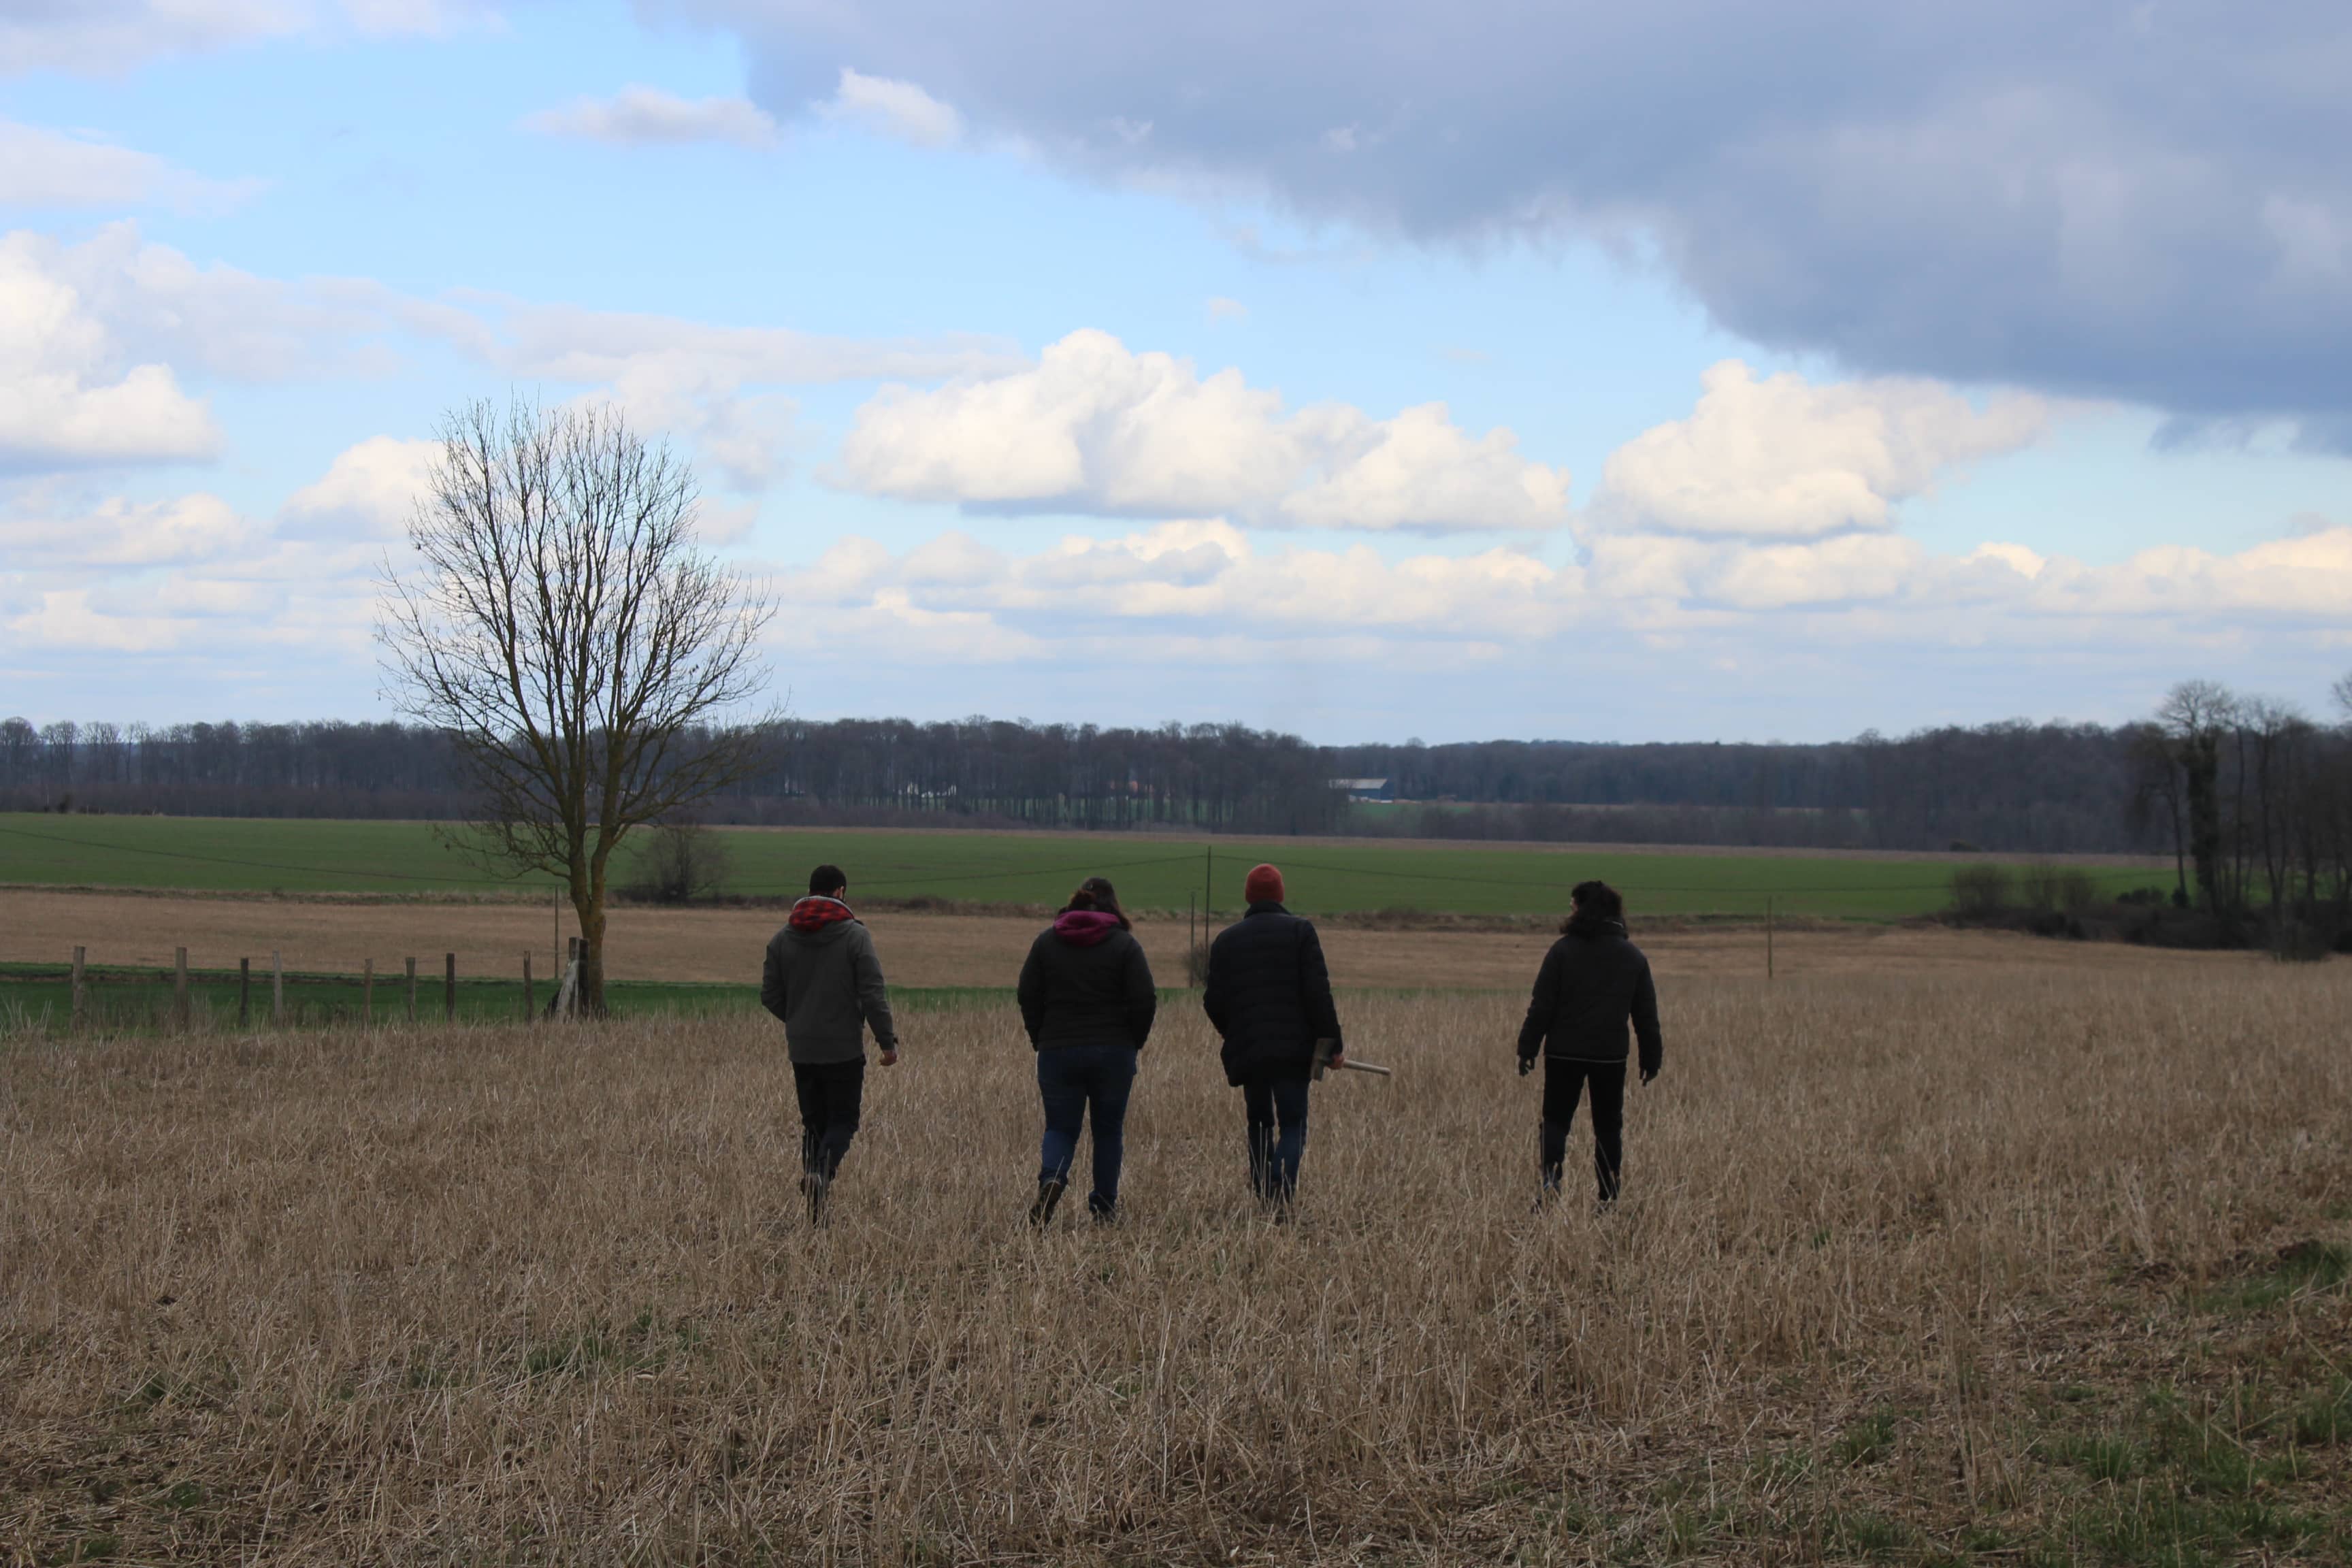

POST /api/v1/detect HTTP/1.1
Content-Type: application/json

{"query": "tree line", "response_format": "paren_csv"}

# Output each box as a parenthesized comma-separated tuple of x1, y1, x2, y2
(10, 706, 2345, 861)
(0, 716, 1343, 836)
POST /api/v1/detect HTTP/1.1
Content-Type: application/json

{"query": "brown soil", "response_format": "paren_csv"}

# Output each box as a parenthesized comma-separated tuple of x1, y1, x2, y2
(3, 888, 2261, 988)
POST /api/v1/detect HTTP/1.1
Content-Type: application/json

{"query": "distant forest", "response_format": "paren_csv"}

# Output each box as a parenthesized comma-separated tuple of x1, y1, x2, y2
(0, 713, 2190, 854)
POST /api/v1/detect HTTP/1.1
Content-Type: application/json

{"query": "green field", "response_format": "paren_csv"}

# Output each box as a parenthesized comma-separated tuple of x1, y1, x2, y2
(0, 813, 2166, 919)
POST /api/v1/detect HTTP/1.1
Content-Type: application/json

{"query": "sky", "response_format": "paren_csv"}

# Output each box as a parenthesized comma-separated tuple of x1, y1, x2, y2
(1, 0, 2348, 743)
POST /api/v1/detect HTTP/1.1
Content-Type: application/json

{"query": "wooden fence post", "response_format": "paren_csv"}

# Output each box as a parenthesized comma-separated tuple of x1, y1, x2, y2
(444, 953, 457, 1025)
(1766, 896, 1776, 981)
(1188, 893, 1197, 987)
(71, 945, 86, 1032)
(272, 950, 284, 1026)
(363, 957, 374, 1026)
(238, 958, 250, 1027)
(405, 957, 417, 1024)
(174, 946, 189, 1032)
(523, 953, 534, 1021)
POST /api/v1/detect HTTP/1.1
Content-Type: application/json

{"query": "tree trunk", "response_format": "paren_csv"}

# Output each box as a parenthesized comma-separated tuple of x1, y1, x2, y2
(2184, 731, 2223, 918)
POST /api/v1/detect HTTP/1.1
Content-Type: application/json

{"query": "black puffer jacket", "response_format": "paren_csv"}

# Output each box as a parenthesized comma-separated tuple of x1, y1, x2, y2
(1516, 916, 1662, 1073)
(1203, 902, 1343, 1085)
(1017, 911, 1157, 1051)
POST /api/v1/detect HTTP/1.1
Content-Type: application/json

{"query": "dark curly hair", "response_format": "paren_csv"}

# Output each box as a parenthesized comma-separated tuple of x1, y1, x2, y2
(1560, 879, 1624, 933)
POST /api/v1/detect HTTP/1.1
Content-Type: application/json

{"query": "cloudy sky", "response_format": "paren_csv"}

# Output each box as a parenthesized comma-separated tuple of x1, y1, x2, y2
(3, 0, 2348, 742)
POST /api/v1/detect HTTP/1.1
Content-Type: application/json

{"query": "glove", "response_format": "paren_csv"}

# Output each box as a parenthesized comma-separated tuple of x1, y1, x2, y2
(1517, 1053, 1536, 1077)
(1640, 1064, 1658, 1085)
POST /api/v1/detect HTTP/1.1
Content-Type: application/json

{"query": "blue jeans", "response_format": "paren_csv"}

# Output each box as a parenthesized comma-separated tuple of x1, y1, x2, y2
(1037, 1045, 1139, 1215)
(1243, 1079, 1310, 1200)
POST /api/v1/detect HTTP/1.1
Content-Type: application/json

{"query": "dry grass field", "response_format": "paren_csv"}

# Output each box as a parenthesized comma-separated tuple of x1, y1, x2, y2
(0, 887, 2264, 991)
(5, 965, 2351, 1564)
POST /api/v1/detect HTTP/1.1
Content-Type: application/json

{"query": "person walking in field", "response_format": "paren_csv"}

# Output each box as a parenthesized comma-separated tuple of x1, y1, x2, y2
(1516, 879, 1661, 1207)
(1016, 877, 1158, 1226)
(1204, 863, 1344, 1217)
(762, 863, 899, 1224)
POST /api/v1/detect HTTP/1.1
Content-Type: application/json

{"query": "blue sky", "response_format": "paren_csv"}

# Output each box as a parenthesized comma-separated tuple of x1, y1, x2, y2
(2, 0, 2347, 742)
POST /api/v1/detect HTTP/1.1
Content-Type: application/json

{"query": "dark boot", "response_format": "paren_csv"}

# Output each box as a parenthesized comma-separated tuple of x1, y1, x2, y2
(1537, 1119, 1569, 1209)
(1028, 1175, 1067, 1228)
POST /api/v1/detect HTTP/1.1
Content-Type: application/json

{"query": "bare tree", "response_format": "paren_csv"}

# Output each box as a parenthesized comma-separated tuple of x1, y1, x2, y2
(2157, 679, 2234, 918)
(378, 399, 774, 1013)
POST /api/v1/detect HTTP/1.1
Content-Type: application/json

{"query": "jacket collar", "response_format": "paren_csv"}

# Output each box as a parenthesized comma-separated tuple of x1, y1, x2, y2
(788, 894, 857, 933)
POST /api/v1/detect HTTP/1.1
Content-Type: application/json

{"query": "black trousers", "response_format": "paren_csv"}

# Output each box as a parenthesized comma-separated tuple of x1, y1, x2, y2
(1540, 1058, 1626, 1201)
(793, 1059, 865, 1180)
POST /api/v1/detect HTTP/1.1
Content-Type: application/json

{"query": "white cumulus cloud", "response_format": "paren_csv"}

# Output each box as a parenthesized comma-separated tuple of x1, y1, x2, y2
(1594, 360, 2052, 540)
(280, 435, 438, 538)
(0, 232, 219, 472)
(524, 86, 779, 150)
(836, 329, 1569, 532)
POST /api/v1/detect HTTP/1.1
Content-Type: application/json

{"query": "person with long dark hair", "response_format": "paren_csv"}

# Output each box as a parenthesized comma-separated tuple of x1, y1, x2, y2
(1516, 879, 1661, 1206)
(1017, 876, 1158, 1226)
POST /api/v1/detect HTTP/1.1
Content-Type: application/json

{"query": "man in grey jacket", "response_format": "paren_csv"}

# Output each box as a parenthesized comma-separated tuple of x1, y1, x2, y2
(761, 864, 898, 1222)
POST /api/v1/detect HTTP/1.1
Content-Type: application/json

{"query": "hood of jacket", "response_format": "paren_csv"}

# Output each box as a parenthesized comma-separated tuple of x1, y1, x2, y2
(787, 895, 858, 938)
(1052, 909, 1124, 948)
(1566, 913, 1629, 942)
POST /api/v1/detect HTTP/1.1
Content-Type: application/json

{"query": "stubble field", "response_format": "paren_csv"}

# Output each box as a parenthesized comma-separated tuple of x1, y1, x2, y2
(0, 886, 2260, 998)
(4, 964, 2349, 1564)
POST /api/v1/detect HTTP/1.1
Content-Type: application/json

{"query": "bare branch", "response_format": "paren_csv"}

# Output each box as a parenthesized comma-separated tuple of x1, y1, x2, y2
(376, 398, 777, 1011)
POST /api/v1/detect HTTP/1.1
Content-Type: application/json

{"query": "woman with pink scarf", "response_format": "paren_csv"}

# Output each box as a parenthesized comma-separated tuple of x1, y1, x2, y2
(1015, 876, 1158, 1226)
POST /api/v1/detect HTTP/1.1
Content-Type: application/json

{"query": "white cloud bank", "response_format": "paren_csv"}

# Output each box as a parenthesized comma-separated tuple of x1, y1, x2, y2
(837, 329, 1569, 532)
(525, 87, 779, 150)
(1, 220, 2335, 717)
(757, 514, 2352, 666)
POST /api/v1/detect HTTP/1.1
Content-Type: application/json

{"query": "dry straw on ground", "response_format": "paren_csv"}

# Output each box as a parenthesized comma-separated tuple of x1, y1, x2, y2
(0, 886, 2261, 989)
(4, 967, 2350, 1564)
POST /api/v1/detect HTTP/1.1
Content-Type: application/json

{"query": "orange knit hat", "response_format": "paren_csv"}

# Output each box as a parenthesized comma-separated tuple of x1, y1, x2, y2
(1243, 863, 1285, 904)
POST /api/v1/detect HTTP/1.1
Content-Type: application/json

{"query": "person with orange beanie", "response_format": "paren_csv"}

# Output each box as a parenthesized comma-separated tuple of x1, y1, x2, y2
(1203, 862, 1344, 1215)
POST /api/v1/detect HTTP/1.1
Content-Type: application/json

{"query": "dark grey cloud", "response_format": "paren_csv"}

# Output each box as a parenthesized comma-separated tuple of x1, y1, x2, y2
(652, 0, 2352, 430)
